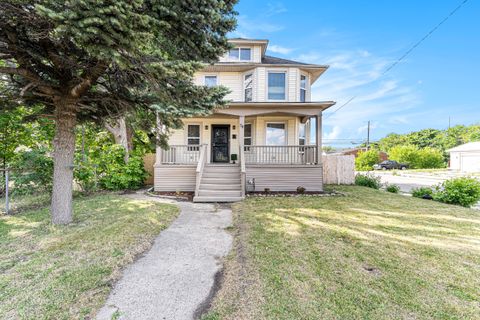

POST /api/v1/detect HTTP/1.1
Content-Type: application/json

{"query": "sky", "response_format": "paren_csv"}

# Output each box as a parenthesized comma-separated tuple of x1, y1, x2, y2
(230, 0, 480, 147)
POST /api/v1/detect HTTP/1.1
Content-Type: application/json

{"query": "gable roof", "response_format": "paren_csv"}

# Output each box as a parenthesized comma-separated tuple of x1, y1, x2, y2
(447, 142, 480, 152)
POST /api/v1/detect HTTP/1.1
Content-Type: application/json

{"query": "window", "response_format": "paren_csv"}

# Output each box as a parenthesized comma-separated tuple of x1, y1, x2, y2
(228, 49, 239, 60)
(228, 48, 251, 61)
(299, 123, 306, 145)
(266, 123, 286, 145)
(204, 75, 217, 87)
(187, 124, 200, 145)
(240, 48, 251, 60)
(244, 73, 253, 102)
(268, 72, 286, 100)
(300, 74, 307, 102)
(244, 123, 252, 146)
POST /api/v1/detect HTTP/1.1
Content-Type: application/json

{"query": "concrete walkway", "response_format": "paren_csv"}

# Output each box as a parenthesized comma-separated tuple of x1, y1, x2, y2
(96, 194, 233, 320)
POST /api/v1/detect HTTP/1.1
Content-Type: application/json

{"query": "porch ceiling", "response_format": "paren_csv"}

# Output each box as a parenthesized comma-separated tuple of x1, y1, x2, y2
(214, 101, 336, 117)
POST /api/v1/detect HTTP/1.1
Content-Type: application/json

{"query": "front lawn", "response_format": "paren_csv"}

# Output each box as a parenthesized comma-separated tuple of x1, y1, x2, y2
(0, 194, 179, 319)
(206, 186, 480, 319)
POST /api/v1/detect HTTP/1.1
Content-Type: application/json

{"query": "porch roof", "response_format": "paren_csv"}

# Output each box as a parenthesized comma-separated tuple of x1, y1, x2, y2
(213, 101, 336, 117)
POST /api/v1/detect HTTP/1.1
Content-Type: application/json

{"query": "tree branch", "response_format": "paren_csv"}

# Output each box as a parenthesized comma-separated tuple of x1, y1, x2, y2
(70, 61, 108, 98)
(0, 66, 56, 95)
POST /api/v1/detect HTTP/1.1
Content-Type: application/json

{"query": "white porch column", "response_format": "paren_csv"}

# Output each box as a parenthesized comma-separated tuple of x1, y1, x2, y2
(239, 115, 245, 158)
(315, 112, 322, 165)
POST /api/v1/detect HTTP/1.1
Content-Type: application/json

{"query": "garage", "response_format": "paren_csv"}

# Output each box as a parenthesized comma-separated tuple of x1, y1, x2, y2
(448, 142, 480, 173)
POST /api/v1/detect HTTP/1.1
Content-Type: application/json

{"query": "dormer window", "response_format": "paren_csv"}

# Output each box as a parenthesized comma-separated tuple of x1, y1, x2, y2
(228, 48, 251, 61)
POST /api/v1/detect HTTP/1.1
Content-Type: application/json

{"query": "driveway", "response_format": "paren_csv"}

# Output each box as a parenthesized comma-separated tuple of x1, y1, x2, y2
(370, 171, 447, 193)
(96, 194, 233, 320)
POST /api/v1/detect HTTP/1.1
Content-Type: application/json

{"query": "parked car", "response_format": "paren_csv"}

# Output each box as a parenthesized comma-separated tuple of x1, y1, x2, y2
(373, 160, 409, 170)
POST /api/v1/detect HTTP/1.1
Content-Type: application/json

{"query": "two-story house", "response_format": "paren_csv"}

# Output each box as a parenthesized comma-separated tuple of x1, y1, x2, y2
(154, 38, 335, 202)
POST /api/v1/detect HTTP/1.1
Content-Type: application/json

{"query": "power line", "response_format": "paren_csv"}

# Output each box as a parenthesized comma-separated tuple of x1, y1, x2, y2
(323, 0, 469, 119)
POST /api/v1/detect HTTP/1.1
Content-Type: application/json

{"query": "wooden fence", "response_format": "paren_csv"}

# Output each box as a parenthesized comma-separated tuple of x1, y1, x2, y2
(143, 153, 155, 185)
(322, 155, 355, 185)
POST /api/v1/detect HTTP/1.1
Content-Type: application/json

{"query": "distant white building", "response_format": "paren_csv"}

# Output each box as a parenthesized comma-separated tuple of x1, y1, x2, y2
(448, 142, 480, 172)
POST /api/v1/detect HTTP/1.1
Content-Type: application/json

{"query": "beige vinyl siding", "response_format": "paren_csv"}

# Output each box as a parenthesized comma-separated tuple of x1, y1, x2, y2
(195, 72, 243, 101)
(256, 67, 266, 101)
(246, 166, 323, 191)
(288, 68, 298, 102)
(154, 166, 196, 191)
(252, 45, 262, 63)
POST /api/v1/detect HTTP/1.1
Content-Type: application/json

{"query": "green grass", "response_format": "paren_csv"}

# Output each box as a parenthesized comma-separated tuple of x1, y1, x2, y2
(0, 194, 179, 319)
(0, 193, 51, 214)
(207, 186, 480, 320)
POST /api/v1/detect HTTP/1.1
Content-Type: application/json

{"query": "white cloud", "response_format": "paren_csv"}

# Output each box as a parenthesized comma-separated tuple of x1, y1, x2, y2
(268, 44, 294, 55)
(236, 16, 284, 34)
(324, 125, 342, 140)
(265, 2, 287, 16)
(302, 49, 421, 143)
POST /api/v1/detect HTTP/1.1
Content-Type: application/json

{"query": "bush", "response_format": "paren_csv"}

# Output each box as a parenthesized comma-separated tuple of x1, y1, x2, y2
(416, 148, 445, 169)
(355, 150, 381, 171)
(389, 145, 445, 169)
(97, 145, 147, 191)
(11, 147, 53, 195)
(386, 184, 400, 193)
(355, 173, 381, 189)
(433, 177, 480, 207)
(412, 186, 434, 198)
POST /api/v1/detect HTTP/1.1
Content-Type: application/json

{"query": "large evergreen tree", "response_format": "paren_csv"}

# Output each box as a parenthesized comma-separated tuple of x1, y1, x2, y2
(0, 0, 237, 224)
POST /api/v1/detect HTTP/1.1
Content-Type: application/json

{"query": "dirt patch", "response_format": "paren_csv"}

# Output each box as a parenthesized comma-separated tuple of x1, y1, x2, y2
(149, 191, 194, 201)
(193, 267, 225, 319)
(363, 265, 382, 276)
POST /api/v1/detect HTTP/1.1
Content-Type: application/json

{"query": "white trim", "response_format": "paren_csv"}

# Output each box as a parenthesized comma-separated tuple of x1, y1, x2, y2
(266, 70, 288, 102)
(203, 74, 218, 87)
(265, 121, 287, 145)
(300, 73, 308, 102)
(243, 72, 254, 102)
(228, 47, 252, 62)
(185, 123, 202, 145)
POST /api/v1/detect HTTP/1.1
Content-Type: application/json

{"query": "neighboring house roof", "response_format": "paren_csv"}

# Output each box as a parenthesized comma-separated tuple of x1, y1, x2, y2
(447, 141, 480, 152)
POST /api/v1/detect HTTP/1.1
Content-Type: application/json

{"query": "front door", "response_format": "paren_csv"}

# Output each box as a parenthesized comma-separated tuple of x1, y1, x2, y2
(211, 125, 230, 163)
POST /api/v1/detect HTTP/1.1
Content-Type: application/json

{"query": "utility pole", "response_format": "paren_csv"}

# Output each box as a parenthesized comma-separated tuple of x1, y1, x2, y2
(448, 116, 451, 129)
(366, 120, 370, 150)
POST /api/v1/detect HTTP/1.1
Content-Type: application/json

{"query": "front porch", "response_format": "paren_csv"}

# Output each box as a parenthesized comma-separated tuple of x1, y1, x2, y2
(154, 102, 332, 201)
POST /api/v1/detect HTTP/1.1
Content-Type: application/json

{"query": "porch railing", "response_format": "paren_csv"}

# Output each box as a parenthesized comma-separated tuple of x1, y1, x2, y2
(160, 145, 200, 164)
(244, 145, 318, 165)
(195, 144, 208, 197)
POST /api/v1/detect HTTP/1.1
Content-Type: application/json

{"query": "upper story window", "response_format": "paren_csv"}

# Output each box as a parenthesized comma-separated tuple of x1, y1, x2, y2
(187, 124, 200, 145)
(228, 48, 251, 61)
(204, 75, 217, 87)
(300, 74, 307, 102)
(244, 73, 253, 102)
(268, 72, 286, 100)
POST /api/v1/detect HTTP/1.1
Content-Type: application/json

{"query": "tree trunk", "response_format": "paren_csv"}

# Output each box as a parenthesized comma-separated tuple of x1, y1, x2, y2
(105, 117, 133, 163)
(51, 98, 77, 225)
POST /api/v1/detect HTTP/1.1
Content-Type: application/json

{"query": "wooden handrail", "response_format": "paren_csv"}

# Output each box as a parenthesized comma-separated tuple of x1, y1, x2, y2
(194, 144, 208, 197)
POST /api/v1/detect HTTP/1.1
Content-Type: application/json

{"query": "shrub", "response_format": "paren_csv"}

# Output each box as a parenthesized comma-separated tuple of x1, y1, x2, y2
(433, 177, 480, 207)
(389, 145, 445, 169)
(355, 173, 381, 189)
(296, 186, 306, 194)
(416, 148, 445, 169)
(98, 146, 147, 191)
(411, 186, 434, 198)
(386, 184, 400, 193)
(355, 150, 381, 171)
(11, 147, 53, 195)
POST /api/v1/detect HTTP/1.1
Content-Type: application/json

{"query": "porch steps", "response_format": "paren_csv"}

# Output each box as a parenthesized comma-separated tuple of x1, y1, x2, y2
(193, 164, 244, 203)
